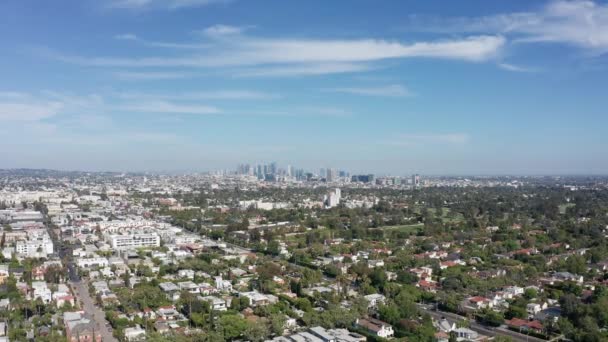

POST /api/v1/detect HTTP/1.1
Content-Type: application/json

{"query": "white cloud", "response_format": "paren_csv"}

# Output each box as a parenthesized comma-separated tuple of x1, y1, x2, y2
(114, 33, 210, 49)
(387, 133, 470, 147)
(119, 100, 221, 114)
(233, 35, 505, 64)
(326, 84, 413, 97)
(107, 0, 230, 10)
(0, 91, 30, 99)
(114, 33, 138, 40)
(235, 106, 353, 117)
(118, 90, 278, 100)
(407, 0, 608, 53)
(300, 107, 352, 117)
(497, 63, 538, 72)
(0, 102, 63, 121)
(200, 24, 246, 37)
(51, 31, 505, 76)
(112, 71, 191, 80)
(235, 63, 374, 77)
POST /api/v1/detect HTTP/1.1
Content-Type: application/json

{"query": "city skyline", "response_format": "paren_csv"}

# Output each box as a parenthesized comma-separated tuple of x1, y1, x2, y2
(1, 0, 608, 174)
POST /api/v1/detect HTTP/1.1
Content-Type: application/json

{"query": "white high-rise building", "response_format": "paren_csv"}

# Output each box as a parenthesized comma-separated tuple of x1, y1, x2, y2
(413, 174, 421, 189)
(324, 188, 341, 208)
(326, 168, 337, 182)
(286, 165, 293, 177)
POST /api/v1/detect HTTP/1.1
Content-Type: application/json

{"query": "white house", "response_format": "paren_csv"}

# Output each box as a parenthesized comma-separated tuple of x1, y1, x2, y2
(124, 325, 146, 341)
(364, 293, 386, 309)
(200, 296, 227, 311)
(31, 281, 52, 303)
(356, 318, 394, 339)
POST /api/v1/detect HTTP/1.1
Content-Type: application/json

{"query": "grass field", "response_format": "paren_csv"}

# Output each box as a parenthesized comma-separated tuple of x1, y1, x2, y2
(559, 203, 575, 214)
(374, 223, 424, 233)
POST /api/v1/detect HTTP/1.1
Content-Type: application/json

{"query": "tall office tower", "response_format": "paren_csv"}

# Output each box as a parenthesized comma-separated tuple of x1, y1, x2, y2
(263, 164, 269, 176)
(326, 168, 337, 182)
(413, 174, 420, 188)
(319, 168, 327, 179)
(270, 162, 278, 175)
(286, 165, 293, 177)
(295, 168, 304, 181)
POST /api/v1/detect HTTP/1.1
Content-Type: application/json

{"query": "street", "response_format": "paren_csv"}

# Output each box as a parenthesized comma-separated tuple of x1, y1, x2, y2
(417, 304, 548, 342)
(71, 278, 118, 342)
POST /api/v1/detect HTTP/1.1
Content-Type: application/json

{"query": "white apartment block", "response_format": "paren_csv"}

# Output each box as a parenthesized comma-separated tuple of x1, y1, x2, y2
(76, 257, 109, 269)
(15, 239, 54, 258)
(108, 233, 160, 250)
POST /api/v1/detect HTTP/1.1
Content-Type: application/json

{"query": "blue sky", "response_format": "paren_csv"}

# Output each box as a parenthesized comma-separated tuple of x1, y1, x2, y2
(1, 0, 607, 175)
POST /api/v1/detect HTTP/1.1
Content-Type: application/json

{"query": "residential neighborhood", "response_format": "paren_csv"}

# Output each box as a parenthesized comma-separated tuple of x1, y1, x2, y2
(1, 169, 607, 341)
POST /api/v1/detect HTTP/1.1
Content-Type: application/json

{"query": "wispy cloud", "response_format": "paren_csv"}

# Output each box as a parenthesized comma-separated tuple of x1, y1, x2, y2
(235, 63, 374, 77)
(49, 27, 506, 77)
(0, 91, 105, 122)
(199, 24, 248, 37)
(119, 100, 221, 114)
(114, 33, 138, 40)
(236, 106, 353, 118)
(0, 91, 30, 100)
(0, 102, 63, 121)
(405, 0, 608, 53)
(117, 90, 278, 100)
(325, 84, 413, 97)
(107, 0, 231, 10)
(497, 63, 539, 73)
(114, 33, 210, 49)
(112, 71, 192, 80)
(386, 133, 470, 147)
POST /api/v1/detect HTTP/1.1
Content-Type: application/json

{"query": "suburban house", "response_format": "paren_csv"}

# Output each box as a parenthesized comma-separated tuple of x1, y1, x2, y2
(356, 317, 394, 339)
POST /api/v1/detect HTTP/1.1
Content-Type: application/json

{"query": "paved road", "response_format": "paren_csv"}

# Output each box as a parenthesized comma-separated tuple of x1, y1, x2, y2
(417, 304, 547, 342)
(71, 279, 118, 342)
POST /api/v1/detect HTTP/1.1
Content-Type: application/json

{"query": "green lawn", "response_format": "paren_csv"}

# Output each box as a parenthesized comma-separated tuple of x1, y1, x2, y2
(375, 223, 424, 233)
(559, 203, 575, 214)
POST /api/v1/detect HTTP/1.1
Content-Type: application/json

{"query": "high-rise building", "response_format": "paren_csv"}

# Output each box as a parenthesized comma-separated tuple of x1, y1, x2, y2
(286, 165, 293, 177)
(324, 188, 341, 208)
(295, 169, 305, 181)
(319, 168, 327, 179)
(326, 168, 337, 182)
(269, 162, 278, 175)
(351, 174, 375, 183)
(413, 174, 420, 188)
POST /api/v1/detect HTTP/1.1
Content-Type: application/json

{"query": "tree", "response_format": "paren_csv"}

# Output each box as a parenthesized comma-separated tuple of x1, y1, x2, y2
(267, 240, 280, 256)
(244, 320, 270, 342)
(479, 309, 504, 327)
(559, 293, 581, 319)
(378, 303, 401, 325)
(232, 296, 250, 311)
(217, 314, 247, 340)
(505, 305, 527, 319)
(564, 254, 586, 275)
(523, 288, 538, 300)
(269, 314, 286, 336)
